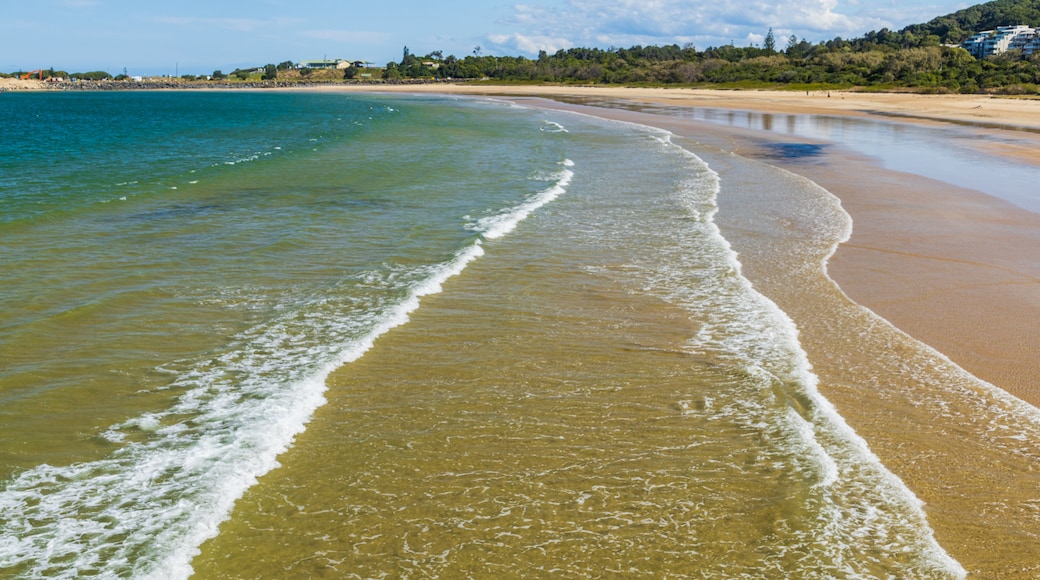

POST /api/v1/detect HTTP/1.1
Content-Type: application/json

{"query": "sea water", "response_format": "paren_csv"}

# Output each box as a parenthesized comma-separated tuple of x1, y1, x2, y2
(568, 96, 1040, 213)
(0, 91, 985, 577)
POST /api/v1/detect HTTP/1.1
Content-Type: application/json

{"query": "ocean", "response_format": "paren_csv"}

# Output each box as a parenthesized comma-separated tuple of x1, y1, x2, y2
(0, 90, 1036, 578)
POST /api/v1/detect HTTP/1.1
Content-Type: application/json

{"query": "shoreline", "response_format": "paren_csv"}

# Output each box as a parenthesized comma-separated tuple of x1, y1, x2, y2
(7, 84, 1037, 576)
(17, 79, 1031, 407)
(6, 77, 1040, 133)
(318, 84, 1040, 409)
(345, 85, 1040, 575)
(312, 84, 1040, 161)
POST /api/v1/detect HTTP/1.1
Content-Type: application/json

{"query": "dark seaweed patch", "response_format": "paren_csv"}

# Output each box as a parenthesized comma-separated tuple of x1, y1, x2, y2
(758, 143, 827, 161)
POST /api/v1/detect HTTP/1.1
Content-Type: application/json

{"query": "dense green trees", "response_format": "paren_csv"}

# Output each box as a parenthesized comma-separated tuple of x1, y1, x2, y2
(905, 0, 1040, 43)
(70, 71, 113, 81)
(384, 40, 1039, 93)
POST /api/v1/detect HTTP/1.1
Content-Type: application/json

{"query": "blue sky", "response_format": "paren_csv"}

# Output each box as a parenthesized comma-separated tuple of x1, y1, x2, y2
(4, 0, 971, 75)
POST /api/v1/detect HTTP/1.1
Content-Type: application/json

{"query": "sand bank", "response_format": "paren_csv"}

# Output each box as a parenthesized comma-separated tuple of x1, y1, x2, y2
(0, 78, 46, 91)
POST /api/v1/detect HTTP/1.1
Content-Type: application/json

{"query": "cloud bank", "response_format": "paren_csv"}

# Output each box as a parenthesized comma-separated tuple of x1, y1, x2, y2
(484, 0, 942, 56)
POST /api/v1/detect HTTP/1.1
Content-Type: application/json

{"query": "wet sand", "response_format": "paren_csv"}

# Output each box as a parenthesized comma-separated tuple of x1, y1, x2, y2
(778, 152, 1040, 405)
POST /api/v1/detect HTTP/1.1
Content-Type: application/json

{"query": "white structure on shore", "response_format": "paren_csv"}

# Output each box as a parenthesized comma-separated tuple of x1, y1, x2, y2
(962, 25, 1040, 58)
(298, 59, 370, 70)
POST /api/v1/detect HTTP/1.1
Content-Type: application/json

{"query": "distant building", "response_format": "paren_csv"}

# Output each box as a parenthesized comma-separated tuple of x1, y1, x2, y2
(298, 59, 370, 70)
(299, 59, 343, 69)
(1012, 31, 1040, 55)
(962, 25, 1039, 58)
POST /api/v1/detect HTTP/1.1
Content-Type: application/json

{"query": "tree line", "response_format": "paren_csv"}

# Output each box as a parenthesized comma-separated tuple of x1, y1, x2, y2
(384, 34, 1040, 93)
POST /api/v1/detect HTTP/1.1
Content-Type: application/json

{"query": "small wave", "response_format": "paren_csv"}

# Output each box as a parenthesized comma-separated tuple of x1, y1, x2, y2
(0, 242, 489, 578)
(540, 120, 569, 133)
(609, 126, 965, 577)
(470, 159, 574, 240)
(0, 152, 575, 578)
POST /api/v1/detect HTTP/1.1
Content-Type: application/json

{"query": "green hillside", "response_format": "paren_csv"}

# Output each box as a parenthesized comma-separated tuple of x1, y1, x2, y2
(903, 0, 1040, 43)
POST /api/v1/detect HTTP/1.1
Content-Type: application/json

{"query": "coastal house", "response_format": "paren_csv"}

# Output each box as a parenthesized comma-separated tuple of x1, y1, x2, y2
(961, 25, 1038, 58)
(298, 59, 370, 70)
(299, 59, 341, 69)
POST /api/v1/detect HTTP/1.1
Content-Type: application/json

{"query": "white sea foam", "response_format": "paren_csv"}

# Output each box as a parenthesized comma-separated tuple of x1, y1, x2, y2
(541, 120, 569, 133)
(0, 130, 570, 578)
(0, 254, 491, 579)
(470, 159, 574, 240)
(591, 123, 966, 577)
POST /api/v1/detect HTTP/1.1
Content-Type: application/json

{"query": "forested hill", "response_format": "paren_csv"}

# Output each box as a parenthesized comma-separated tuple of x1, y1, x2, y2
(903, 0, 1040, 42)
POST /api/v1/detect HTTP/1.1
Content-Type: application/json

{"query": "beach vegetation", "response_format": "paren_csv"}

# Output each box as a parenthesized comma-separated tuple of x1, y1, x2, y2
(764, 28, 777, 55)
(70, 71, 112, 81)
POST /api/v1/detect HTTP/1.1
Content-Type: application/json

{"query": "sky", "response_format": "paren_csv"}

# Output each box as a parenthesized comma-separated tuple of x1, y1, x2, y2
(3, 0, 972, 76)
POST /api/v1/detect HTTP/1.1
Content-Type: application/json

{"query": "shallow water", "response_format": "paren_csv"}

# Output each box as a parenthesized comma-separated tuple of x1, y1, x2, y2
(560, 96, 1040, 213)
(2, 91, 1036, 577)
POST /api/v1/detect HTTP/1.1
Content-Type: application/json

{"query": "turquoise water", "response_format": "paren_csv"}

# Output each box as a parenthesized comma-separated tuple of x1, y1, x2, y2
(0, 92, 973, 577)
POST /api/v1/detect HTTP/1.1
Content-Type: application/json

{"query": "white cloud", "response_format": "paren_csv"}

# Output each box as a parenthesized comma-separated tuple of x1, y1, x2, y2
(492, 0, 912, 55)
(486, 33, 573, 55)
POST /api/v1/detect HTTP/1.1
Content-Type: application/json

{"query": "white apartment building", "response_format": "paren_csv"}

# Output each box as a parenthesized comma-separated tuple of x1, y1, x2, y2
(962, 25, 1039, 58)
